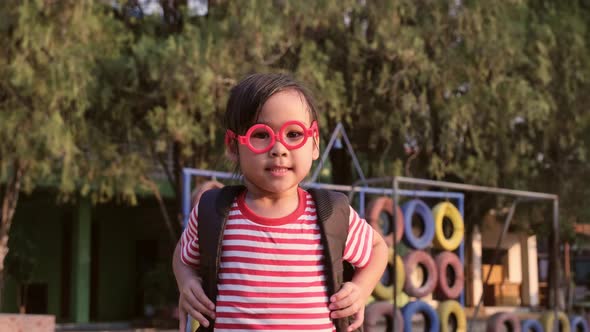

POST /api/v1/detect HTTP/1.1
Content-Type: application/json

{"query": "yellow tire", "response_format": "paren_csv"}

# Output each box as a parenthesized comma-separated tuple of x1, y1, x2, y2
(191, 318, 200, 332)
(540, 311, 570, 332)
(393, 291, 409, 308)
(373, 247, 405, 299)
(370, 291, 408, 307)
(432, 202, 464, 251)
(437, 300, 467, 332)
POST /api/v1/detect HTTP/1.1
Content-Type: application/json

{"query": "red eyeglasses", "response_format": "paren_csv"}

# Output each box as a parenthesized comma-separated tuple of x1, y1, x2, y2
(225, 121, 319, 154)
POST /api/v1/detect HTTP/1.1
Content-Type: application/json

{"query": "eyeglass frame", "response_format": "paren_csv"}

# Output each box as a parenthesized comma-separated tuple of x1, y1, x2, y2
(225, 120, 319, 154)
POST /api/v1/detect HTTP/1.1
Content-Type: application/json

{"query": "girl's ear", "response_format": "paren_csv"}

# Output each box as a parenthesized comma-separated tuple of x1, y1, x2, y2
(312, 136, 320, 160)
(225, 130, 239, 162)
(225, 144, 239, 163)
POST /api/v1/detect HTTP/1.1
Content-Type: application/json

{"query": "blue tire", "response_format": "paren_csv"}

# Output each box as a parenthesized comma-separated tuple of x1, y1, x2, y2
(402, 199, 435, 249)
(521, 319, 544, 332)
(401, 300, 440, 332)
(570, 315, 589, 332)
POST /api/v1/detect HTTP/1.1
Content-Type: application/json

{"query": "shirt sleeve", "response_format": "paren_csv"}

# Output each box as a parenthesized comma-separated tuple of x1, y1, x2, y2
(342, 206, 374, 268)
(180, 203, 201, 270)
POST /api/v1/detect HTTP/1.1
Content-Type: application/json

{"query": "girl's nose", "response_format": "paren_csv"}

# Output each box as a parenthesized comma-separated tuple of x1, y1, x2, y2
(270, 140, 288, 157)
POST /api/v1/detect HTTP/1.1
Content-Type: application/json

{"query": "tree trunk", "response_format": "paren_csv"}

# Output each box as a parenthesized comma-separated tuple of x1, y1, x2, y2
(0, 270, 4, 312)
(547, 229, 565, 310)
(0, 162, 24, 307)
(329, 142, 352, 185)
(173, 141, 184, 228)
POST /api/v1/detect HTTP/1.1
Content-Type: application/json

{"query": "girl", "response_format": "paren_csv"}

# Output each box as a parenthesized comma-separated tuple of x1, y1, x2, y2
(172, 73, 388, 332)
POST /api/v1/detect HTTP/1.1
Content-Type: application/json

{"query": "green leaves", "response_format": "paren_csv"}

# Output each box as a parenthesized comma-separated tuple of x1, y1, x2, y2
(1, 0, 589, 236)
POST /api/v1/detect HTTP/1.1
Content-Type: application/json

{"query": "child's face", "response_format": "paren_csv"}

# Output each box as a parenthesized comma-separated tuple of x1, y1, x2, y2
(230, 89, 319, 196)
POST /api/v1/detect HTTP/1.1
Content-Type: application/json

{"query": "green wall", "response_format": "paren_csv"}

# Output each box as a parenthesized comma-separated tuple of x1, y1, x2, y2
(3, 192, 65, 318)
(94, 206, 136, 320)
(93, 200, 176, 321)
(2, 191, 176, 324)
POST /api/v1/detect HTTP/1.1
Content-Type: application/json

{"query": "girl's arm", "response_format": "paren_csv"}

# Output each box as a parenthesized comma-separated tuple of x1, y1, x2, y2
(350, 228, 388, 299)
(172, 241, 201, 292)
(329, 228, 388, 331)
(173, 241, 216, 331)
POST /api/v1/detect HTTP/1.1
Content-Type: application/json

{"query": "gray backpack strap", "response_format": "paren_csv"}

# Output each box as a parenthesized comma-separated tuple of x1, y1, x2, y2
(197, 185, 245, 332)
(307, 188, 361, 332)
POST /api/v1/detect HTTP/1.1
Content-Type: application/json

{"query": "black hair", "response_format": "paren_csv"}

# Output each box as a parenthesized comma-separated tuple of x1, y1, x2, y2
(224, 73, 319, 135)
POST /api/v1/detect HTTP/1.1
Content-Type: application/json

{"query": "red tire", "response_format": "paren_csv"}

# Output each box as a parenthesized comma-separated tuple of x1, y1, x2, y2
(364, 301, 403, 332)
(435, 252, 464, 299)
(191, 180, 224, 207)
(366, 196, 404, 246)
(403, 250, 438, 298)
(486, 312, 521, 332)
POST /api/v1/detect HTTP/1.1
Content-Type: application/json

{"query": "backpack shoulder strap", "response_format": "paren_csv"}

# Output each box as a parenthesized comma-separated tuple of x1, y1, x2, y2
(197, 184, 245, 331)
(307, 188, 350, 267)
(307, 188, 360, 332)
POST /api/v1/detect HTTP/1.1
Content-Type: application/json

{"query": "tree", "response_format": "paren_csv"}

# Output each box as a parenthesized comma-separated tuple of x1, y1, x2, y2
(0, 0, 142, 304)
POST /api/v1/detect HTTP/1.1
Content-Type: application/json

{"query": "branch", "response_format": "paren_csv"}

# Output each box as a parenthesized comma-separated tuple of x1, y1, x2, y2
(404, 148, 420, 177)
(0, 160, 26, 272)
(0, 81, 35, 112)
(149, 142, 178, 197)
(215, 76, 237, 87)
(260, 43, 292, 66)
(1, 160, 25, 231)
(140, 176, 178, 248)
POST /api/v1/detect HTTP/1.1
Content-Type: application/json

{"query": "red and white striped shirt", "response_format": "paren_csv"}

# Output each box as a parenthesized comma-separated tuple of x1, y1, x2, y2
(180, 187, 374, 332)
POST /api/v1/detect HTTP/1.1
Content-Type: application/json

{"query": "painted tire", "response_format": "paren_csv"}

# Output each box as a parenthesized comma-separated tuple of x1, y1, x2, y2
(403, 250, 438, 298)
(540, 311, 570, 332)
(402, 199, 435, 249)
(373, 247, 405, 299)
(191, 180, 224, 207)
(394, 291, 410, 308)
(434, 252, 464, 299)
(437, 300, 467, 332)
(364, 301, 404, 332)
(569, 315, 589, 332)
(486, 312, 521, 332)
(432, 202, 464, 251)
(521, 319, 544, 332)
(190, 318, 200, 332)
(402, 301, 440, 332)
(366, 196, 404, 246)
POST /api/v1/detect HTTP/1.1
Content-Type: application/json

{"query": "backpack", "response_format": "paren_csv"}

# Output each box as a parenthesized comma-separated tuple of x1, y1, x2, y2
(197, 185, 361, 332)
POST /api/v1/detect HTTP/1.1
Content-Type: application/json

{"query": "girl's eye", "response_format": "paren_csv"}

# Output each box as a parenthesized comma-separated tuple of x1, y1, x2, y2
(251, 131, 270, 139)
(286, 131, 304, 139)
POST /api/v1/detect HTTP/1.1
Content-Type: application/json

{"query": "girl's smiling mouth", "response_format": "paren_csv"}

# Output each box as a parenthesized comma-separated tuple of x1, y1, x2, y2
(266, 166, 292, 176)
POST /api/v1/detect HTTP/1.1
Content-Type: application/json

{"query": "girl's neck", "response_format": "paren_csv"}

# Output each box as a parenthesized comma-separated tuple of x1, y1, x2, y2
(242, 185, 301, 219)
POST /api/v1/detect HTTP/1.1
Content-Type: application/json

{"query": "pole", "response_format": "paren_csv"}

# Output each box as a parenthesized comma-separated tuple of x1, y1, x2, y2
(552, 199, 560, 331)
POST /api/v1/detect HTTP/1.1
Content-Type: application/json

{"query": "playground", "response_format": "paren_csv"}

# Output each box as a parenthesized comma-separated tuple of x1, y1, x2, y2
(2, 2, 590, 331)
(177, 124, 589, 332)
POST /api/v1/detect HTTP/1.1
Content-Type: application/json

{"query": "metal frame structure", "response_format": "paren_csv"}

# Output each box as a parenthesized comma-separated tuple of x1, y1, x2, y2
(181, 169, 559, 330)
(389, 176, 559, 331)
(181, 168, 466, 305)
(312, 123, 560, 325)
